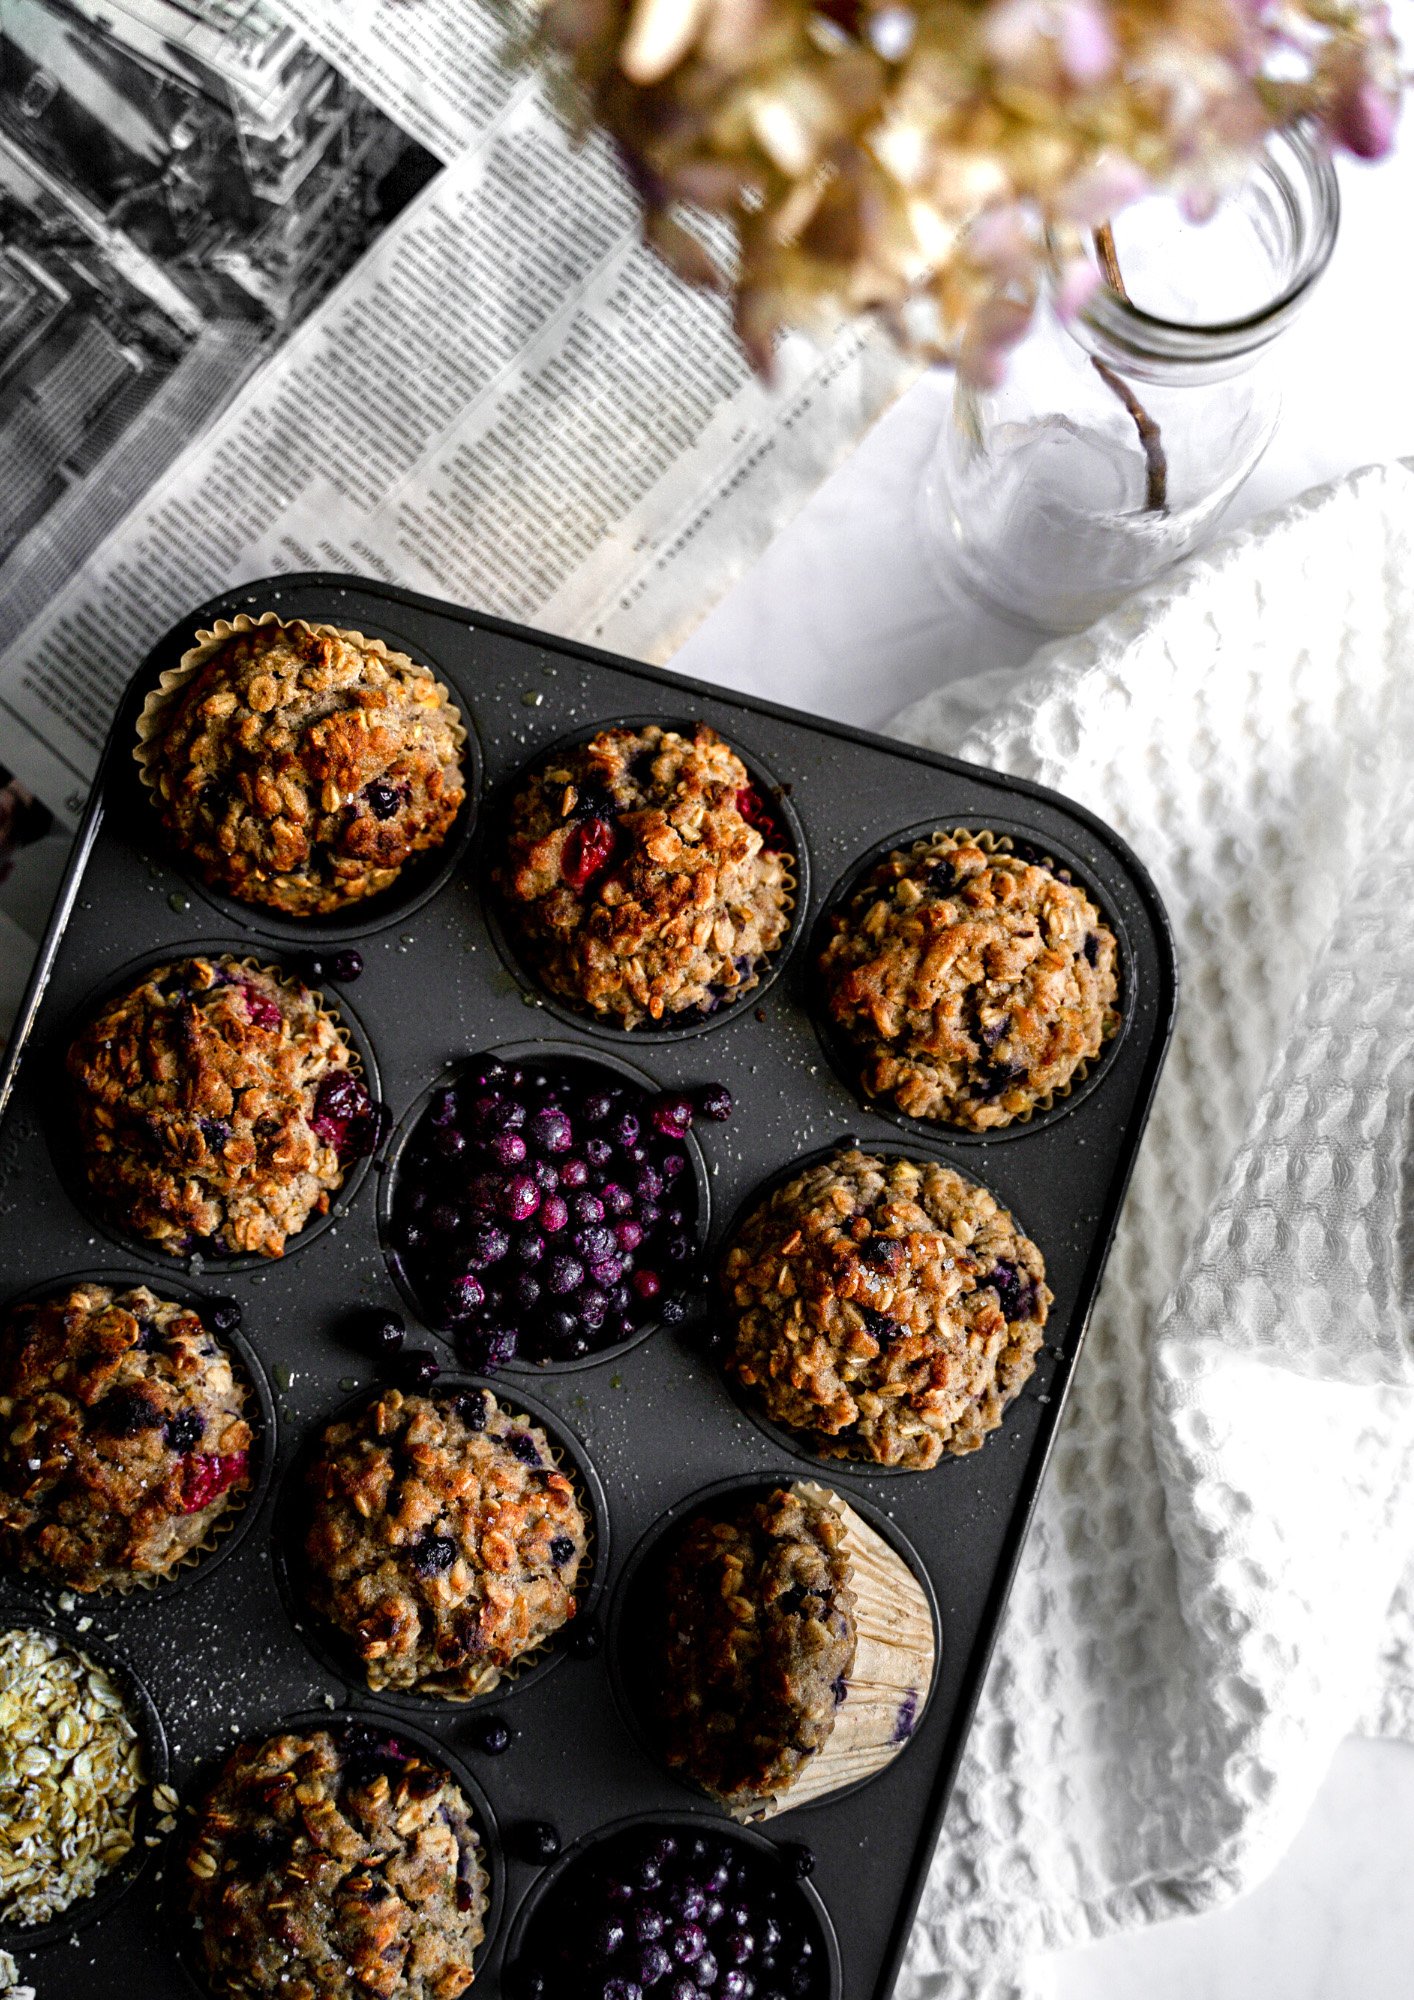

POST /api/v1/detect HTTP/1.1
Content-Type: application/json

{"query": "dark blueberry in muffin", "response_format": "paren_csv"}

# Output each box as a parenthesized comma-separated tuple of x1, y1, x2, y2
(165, 1409, 205, 1453)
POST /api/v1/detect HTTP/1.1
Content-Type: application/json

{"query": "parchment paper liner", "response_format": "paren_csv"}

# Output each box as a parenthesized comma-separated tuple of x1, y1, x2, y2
(732, 1482, 937, 1824)
(71, 952, 370, 1265)
(303, 1387, 596, 1704)
(836, 825, 1121, 1125)
(132, 612, 468, 912)
(1, 1282, 263, 1599)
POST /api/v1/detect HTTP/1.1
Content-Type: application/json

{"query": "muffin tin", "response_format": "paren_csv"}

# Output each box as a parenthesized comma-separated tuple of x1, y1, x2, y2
(0, 573, 1176, 1999)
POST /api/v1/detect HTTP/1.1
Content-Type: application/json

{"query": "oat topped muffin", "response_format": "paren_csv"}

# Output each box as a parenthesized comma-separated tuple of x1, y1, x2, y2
(818, 834, 1120, 1131)
(0, 1282, 252, 1592)
(651, 1484, 856, 1814)
(720, 1149, 1050, 1469)
(497, 723, 792, 1028)
(302, 1387, 589, 1699)
(186, 1725, 487, 2000)
(138, 618, 465, 917)
(67, 954, 378, 1260)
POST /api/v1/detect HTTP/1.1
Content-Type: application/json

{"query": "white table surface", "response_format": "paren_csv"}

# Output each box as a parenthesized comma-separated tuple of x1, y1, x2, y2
(670, 143, 1414, 2000)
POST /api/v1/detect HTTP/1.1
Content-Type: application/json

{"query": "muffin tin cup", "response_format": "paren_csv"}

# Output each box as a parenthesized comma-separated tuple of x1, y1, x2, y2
(124, 609, 484, 946)
(607, 1471, 942, 1820)
(0, 572, 1177, 2000)
(0, 1604, 170, 1952)
(709, 1135, 1056, 1480)
(482, 713, 810, 1044)
(378, 1037, 712, 1376)
(0, 1269, 276, 1600)
(165, 1706, 505, 1998)
(47, 942, 383, 1278)
(271, 1375, 610, 1713)
(808, 817, 1135, 1145)
(501, 1806, 844, 2000)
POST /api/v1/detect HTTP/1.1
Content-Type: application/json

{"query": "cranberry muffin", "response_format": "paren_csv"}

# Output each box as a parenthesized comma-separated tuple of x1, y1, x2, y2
(302, 1388, 589, 1699)
(0, 1282, 251, 1592)
(496, 723, 792, 1027)
(138, 618, 465, 917)
(67, 954, 378, 1260)
(818, 834, 1120, 1130)
(186, 1725, 487, 1999)
(719, 1148, 1050, 1469)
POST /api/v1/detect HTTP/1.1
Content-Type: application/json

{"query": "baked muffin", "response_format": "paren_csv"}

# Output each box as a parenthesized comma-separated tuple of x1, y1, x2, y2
(67, 954, 378, 1260)
(719, 1148, 1051, 1469)
(0, 1282, 251, 1592)
(496, 723, 792, 1027)
(186, 1725, 487, 1999)
(818, 834, 1121, 1130)
(648, 1482, 935, 1820)
(302, 1387, 589, 1699)
(137, 617, 465, 917)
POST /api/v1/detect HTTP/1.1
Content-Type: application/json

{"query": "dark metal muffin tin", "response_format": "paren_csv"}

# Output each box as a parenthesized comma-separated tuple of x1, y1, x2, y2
(0, 573, 1176, 1999)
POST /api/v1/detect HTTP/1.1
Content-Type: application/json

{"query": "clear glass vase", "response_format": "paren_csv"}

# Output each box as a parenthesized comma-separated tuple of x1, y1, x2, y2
(922, 127, 1340, 635)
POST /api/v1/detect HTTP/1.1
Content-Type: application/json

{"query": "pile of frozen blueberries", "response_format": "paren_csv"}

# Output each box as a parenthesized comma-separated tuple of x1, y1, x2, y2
(510, 1823, 826, 1999)
(389, 1056, 731, 1367)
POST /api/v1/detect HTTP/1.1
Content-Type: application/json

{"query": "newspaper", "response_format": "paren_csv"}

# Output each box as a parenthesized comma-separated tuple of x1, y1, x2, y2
(0, 0, 913, 1037)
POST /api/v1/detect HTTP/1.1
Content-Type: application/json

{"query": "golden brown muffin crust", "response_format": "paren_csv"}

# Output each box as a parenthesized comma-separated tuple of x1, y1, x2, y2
(720, 1149, 1051, 1469)
(143, 621, 465, 917)
(66, 955, 375, 1260)
(0, 1282, 251, 1592)
(819, 836, 1120, 1130)
(497, 723, 792, 1027)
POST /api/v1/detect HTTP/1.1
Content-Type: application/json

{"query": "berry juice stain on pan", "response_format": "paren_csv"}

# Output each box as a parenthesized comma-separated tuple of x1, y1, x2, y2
(0, 573, 1176, 2000)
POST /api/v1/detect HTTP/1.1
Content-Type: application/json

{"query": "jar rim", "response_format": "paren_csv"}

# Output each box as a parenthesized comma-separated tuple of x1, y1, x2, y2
(1066, 123, 1340, 367)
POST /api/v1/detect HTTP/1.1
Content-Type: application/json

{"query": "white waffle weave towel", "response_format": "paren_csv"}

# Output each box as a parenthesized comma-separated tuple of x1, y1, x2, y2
(886, 458, 1414, 1998)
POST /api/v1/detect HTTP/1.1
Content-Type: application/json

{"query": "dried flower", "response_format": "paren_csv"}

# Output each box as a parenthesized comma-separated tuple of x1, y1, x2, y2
(529, 0, 1404, 376)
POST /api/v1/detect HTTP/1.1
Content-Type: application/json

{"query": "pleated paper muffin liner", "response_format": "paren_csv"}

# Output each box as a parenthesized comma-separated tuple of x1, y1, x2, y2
(132, 612, 468, 915)
(731, 1481, 938, 1823)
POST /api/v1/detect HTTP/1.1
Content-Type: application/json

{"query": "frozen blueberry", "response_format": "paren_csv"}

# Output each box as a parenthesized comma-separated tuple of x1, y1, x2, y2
(467, 1224, 511, 1267)
(594, 1915, 628, 1959)
(577, 1287, 608, 1329)
(612, 1111, 640, 1149)
(531, 1156, 561, 1192)
(515, 1821, 561, 1864)
(635, 1165, 664, 1202)
(331, 948, 364, 982)
(446, 1273, 485, 1319)
(499, 1175, 541, 1222)
(560, 1156, 590, 1188)
(546, 1254, 585, 1296)
(431, 1088, 460, 1126)
(530, 1106, 573, 1153)
(673, 1923, 708, 1964)
(650, 1095, 693, 1139)
(346, 1307, 406, 1356)
(471, 1715, 512, 1755)
(696, 1083, 732, 1122)
(493, 1130, 528, 1167)
(585, 1137, 613, 1168)
(638, 1943, 673, 1986)
(203, 1296, 242, 1333)
(631, 1269, 661, 1302)
(601, 1182, 632, 1217)
(395, 1348, 441, 1388)
(781, 1842, 815, 1879)
(539, 1193, 570, 1234)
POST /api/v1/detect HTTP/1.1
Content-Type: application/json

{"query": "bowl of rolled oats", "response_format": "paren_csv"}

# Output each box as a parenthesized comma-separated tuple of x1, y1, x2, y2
(0, 1620, 168, 1947)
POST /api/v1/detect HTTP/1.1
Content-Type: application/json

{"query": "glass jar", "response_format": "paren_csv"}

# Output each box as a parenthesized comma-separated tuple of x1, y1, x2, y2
(921, 127, 1340, 635)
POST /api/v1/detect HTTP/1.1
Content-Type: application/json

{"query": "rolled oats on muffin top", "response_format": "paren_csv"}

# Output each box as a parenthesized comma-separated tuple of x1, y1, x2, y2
(819, 834, 1120, 1130)
(720, 1148, 1050, 1469)
(497, 723, 792, 1028)
(137, 616, 465, 917)
(66, 954, 378, 1260)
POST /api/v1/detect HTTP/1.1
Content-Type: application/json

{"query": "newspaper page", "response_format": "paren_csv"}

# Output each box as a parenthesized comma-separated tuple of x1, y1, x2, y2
(0, 0, 914, 1038)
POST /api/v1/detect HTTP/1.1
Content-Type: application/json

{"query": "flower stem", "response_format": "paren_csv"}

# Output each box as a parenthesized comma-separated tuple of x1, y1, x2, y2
(1091, 225, 1168, 514)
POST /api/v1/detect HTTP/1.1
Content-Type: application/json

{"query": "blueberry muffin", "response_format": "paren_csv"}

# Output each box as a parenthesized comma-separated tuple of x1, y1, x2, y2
(66, 954, 378, 1260)
(302, 1387, 589, 1699)
(719, 1149, 1050, 1469)
(137, 617, 465, 917)
(818, 834, 1120, 1130)
(0, 1282, 251, 1592)
(497, 724, 792, 1027)
(186, 1725, 487, 1999)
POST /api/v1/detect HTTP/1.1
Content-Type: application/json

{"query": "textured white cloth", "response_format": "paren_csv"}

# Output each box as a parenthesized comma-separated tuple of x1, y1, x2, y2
(887, 459, 1414, 1998)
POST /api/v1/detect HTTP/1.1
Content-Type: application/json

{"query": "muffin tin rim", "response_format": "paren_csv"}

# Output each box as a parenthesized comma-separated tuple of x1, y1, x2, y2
(805, 812, 1136, 1146)
(164, 1703, 505, 1997)
(0, 1598, 171, 1951)
(44, 940, 384, 1278)
(499, 1803, 845, 2000)
(707, 1132, 1057, 1480)
(480, 708, 812, 1045)
(605, 1468, 943, 1822)
(269, 1372, 611, 1714)
(110, 605, 486, 947)
(0, 1266, 278, 1602)
(376, 1036, 713, 1375)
